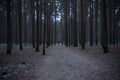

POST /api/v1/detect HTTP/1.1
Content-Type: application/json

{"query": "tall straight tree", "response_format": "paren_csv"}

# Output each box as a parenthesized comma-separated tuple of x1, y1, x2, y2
(108, 0, 113, 44)
(35, 0, 40, 52)
(54, 0, 57, 45)
(73, 0, 78, 47)
(80, 0, 86, 49)
(31, 0, 35, 48)
(39, 0, 43, 45)
(111, 0, 115, 44)
(70, 0, 74, 46)
(90, 0, 93, 46)
(50, 0, 54, 45)
(95, 0, 98, 45)
(46, 0, 51, 47)
(15, 1, 18, 45)
(101, 0, 109, 53)
(24, 0, 27, 46)
(18, 0, 23, 50)
(115, 6, 119, 44)
(43, 0, 47, 55)
(6, 0, 12, 54)
(64, 0, 69, 46)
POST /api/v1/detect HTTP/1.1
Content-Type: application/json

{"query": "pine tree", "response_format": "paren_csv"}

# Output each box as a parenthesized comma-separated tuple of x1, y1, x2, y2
(101, 0, 109, 53)
(6, 0, 12, 54)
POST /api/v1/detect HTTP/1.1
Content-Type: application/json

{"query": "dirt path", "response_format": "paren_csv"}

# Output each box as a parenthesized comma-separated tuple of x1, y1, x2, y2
(35, 45, 120, 80)
(0, 45, 120, 80)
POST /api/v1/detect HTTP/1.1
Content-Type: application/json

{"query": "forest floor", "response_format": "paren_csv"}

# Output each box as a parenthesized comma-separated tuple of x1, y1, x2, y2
(0, 44, 120, 80)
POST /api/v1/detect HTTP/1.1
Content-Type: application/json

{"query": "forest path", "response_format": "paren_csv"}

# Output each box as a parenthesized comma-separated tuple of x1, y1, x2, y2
(0, 45, 120, 80)
(35, 45, 119, 80)
(36, 45, 94, 80)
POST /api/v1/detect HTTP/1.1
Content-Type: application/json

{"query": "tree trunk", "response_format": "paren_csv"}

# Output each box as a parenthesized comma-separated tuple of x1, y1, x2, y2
(73, 0, 78, 47)
(46, 0, 51, 47)
(101, 0, 109, 53)
(112, 2, 115, 45)
(18, 0, 23, 50)
(80, 0, 86, 49)
(35, 0, 40, 52)
(64, 0, 69, 46)
(39, 0, 43, 45)
(54, 1, 57, 45)
(24, 0, 27, 46)
(90, 1, 93, 46)
(43, 0, 47, 55)
(95, 0, 98, 45)
(6, 0, 12, 54)
(31, 0, 35, 48)
(108, 0, 113, 44)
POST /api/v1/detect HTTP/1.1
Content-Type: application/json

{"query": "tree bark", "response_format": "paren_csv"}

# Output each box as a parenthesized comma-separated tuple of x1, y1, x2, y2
(43, 0, 47, 55)
(64, 0, 69, 46)
(35, 0, 40, 52)
(73, 0, 78, 47)
(31, 0, 35, 48)
(101, 0, 109, 53)
(95, 0, 98, 45)
(18, 0, 23, 50)
(6, 0, 12, 54)
(90, 1, 93, 46)
(80, 0, 86, 49)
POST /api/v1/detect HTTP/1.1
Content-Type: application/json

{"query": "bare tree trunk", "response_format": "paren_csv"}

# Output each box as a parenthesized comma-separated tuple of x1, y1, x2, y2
(95, 0, 98, 45)
(24, 0, 27, 46)
(90, 1, 93, 46)
(46, 0, 50, 47)
(80, 0, 86, 49)
(31, 0, 35, 48)
(39, 0, 43, 45)
(112, 2, 115, 45)
(54, 1, 57, 45)
(18, 0, 23, 50)
(108, 0, 113, 44)
(35, 0, 40, 52)
(73, 0, 78, 47)
(6, 0, 12, 54)
(64, 0, 69, 46)
(116, 11, 119, 44)
(43, 0, 47, 55)
(101, 0, 109, 53)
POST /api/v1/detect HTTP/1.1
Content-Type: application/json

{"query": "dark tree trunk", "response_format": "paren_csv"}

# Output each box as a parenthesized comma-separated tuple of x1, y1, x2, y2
(90, 1, 93, 46)
(18, 0, 23, 50)
(68, 0, 70, 47)
(112, 2, 116, 45)
(101, 0, 109, 53)
(43, 0, 47, 55)
(73, 0, 78, 47)
(71, 1, 74, 46)
(50, 1, 53, 45)
(46, 0, 51, 47)
(39, 0, 43, 45)
(31, 0, 35, 48)
(95, 0, 98, 45)
(64, 0, 68, 46)
(108, 0, 113, 44)
(6, 0, 12, 54)
(80, 0, 86, 49)
(116, 11, 119, 44)
(24, 0, 27, 46)
(54, 1, 57, 45)
(35, 0, 40, 52)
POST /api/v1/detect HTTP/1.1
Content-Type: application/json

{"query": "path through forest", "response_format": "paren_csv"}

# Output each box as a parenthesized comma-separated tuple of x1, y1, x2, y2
(0, 45, 120, 80)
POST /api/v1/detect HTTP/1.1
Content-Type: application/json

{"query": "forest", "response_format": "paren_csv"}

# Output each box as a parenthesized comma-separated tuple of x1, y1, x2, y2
(0, 0, 120, 80)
